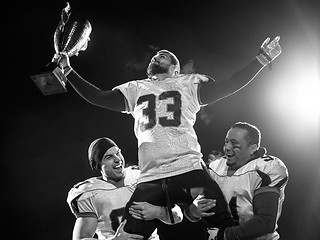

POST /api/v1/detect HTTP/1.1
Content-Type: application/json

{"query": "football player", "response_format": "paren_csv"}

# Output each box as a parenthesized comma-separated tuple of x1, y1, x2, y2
(59, 36, 281, 239)
(67, 137, 183, 240)
(187, 122, 289, 240)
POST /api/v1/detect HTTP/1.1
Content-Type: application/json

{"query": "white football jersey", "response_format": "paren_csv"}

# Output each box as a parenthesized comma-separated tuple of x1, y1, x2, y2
(114, 74, 210, 183)
(209, 154, 288, 240)
(67, 167, 140, 239)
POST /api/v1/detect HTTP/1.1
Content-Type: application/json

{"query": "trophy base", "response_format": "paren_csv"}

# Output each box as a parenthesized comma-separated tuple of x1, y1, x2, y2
(30, 62, 67, 96)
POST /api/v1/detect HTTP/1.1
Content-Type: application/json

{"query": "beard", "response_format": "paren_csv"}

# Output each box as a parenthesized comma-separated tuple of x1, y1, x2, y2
(147, 62, 169, 76)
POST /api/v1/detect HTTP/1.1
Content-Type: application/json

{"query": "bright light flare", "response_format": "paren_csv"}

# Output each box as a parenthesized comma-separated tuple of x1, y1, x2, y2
(283, 62, 319, 126)
(266, 45, 319, 136)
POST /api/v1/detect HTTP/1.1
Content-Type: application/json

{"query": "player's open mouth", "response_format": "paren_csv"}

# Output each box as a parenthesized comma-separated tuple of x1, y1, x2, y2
(114, 165, 122, 170)
(226, 153, 234, 158)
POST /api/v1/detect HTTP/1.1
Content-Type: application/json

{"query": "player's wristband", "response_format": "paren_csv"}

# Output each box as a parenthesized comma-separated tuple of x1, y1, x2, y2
(258, 48, 273, 62)
(256, 48, 273, 70)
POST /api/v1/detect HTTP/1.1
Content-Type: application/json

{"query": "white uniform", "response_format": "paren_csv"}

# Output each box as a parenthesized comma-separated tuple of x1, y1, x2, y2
(114, 74, 210, 183)
(67, 167, 159, 239)
(209, 154, 288, 240)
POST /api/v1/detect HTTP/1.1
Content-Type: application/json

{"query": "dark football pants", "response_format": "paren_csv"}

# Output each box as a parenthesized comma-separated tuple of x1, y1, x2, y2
(122, 169, 234, 240)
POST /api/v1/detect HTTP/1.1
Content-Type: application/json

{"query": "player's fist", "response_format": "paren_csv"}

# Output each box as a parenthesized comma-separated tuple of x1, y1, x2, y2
(55, 52, 73, 76)
(51, 53, 61, 63)
(256, 36, 281, 66)
(57, 52, 71, 69)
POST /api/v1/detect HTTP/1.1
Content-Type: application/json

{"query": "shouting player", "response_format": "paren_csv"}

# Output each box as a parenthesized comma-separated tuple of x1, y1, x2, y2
(188, 122, 289, 240)
(67, 137, 183, 240)
(59, 36, 281, 239)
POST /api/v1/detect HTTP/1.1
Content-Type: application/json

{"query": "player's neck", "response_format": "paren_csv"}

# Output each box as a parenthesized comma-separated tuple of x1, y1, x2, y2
(227, 160, 251, 176)
(154, 73, 174, 81)
(227, 168, 237, 176)
(102, 175, 125, 187)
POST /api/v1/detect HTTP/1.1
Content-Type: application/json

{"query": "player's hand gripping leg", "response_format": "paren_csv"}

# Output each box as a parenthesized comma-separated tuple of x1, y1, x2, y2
(184, 194, 216, 222)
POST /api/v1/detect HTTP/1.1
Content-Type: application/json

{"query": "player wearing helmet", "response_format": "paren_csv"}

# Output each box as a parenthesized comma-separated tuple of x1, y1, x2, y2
(67, 137, 183, 240)
(187, 122, 288, 240)
(59, 36, 281, 239)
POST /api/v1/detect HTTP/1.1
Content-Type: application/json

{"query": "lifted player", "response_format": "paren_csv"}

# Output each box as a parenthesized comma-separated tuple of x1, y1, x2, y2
(60, 36, 281, 239)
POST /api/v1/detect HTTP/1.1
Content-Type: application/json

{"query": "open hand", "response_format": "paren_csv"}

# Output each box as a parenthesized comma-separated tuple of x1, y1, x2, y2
(189, 195, 216, 218)
(129, 201, 160, 221)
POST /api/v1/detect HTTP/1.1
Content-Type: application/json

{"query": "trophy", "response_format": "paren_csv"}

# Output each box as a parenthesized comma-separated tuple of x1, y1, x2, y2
(30, 2, 92, 95)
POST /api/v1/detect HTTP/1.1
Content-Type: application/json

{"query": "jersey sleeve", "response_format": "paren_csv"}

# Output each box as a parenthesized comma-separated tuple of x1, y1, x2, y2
(68, 191, 98, 218)
(113, 81, 138, 114)
(192, 74, 213, 107)
(255, 156, 289, 195)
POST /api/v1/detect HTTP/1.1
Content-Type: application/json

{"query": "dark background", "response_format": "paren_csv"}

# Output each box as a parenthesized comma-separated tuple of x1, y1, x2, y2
(5, 0, 320, 239)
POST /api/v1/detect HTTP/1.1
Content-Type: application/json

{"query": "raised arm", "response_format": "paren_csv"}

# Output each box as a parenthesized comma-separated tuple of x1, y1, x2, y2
(57, 53, 126, 112)
(199, 36, 281, 105)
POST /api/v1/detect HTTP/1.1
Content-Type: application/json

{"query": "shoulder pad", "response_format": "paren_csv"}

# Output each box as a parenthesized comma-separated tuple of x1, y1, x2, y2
(67, 177, 117, 203)
(255, 155, 288, 188)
